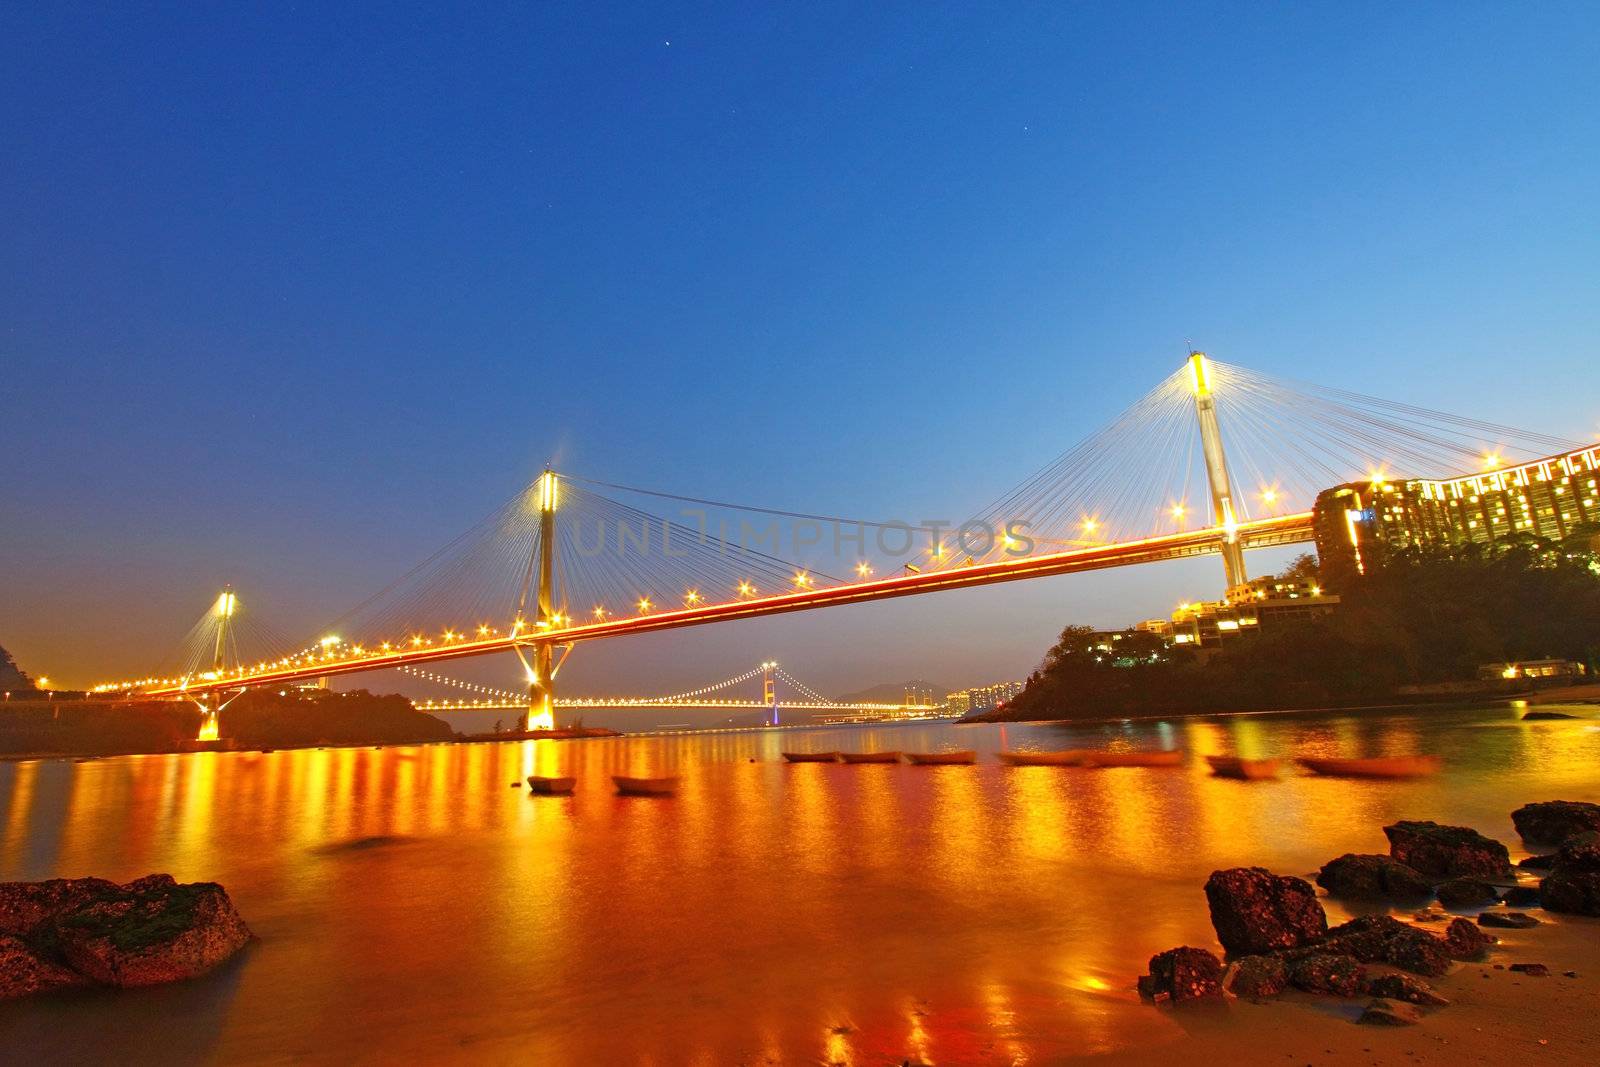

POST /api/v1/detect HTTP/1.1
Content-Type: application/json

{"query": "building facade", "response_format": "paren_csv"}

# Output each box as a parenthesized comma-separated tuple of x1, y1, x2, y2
(1314, 444, 1600, 576)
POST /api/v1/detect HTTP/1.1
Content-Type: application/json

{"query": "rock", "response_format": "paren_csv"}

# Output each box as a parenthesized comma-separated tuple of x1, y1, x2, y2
(1384, 821, 1512, 879)
(1436, 878, 1500, 908)
(1316, 854, 1432, 900)
(1478, 911, 1540, 929)
(1500, 886, 1541, 907)
(0, 935, 91, 1000)
(1520, 711, 1579, 720)
(1141, 946, 1224, 1002)
(1541, 869, 1600, 916)
(1224, 955, 1289, 998)
(1359, 998, 1423, 1025)
(1511, 801, 1600, 846)
(1204, 867, 1327, 957)
(53, 876, 251, 988)
(1320, 915, 1455, 976)
(1508, 962, 1549, 976)
(1555, 830, 1600, 873)
(1444, 917, 1494, 961)
(1364, 972, 1450, 1006)
(1518, 854, 1557, 870)
(0, 878, 120, 935)
(1290, 953, 1366, 996)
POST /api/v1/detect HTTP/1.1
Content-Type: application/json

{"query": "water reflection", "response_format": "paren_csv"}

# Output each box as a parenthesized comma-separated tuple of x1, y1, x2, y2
(1, 704, 1596, 1063)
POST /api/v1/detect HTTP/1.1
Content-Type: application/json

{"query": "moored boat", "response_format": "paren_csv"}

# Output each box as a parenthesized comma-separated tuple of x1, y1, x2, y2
(1297, 756, 1441, 779)
(613, 775, 679, 795)
(1078, 749, 1184, 768)
(782, 751, 841, 763)
(1205, 755, 1280, 780)
(998, 750, 1086, 766)
(840, 751, 901, 764)
(527, 775, 577, 794)
(905, 750, 977, 765)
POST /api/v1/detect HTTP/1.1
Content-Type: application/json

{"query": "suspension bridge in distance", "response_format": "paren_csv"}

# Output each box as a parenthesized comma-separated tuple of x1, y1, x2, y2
(89, 352, 1583, 740)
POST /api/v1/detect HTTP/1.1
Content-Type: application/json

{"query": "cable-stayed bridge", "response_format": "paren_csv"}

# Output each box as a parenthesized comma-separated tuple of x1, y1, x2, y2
(88, 353, 1582, 739)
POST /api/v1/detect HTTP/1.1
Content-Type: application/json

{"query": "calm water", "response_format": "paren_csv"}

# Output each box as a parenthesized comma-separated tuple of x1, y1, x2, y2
(2, 704, 1597, 1064)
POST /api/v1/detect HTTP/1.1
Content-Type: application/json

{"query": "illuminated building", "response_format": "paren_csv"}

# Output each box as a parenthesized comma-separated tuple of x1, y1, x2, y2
(1314, 444, 1600, 576)
(1167, 576, 1340, 648)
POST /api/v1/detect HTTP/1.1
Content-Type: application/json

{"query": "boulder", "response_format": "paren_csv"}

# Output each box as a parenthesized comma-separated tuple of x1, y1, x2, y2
(1511, 801, 1600, 846)
(1520, 711, 1578, 720)
(1384, 821, 1511, 879)
(1315, 854, 1432, 900)
(1443, 917, 1494, 961)
(0, 874, 251, 997)
(1478, 911, 1540, 929)
(0, 935, 90, 1000)
(1364, 972, 1450, 1006)
(1204, 867, 1327, 957)
(1500, 886, 1541, 908)
(1555, 830, 1600, 873)
(1140, 946, 1224, 1002)
(1540, 869, 1600, 917)
(1509, 962, 1549, 976)
(1320, 915, 1455, 977)
(0, 878, 120, 935)
(1223, 955, 1289, 998)
(1436, 878, 1499, 908)
(1359, 998, 1423, 1025)
(53, 875, 251, 988)
(1289, 953, 1366, 996)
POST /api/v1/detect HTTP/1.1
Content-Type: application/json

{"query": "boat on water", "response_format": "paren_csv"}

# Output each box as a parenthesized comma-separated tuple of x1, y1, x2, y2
(1078, 749, 1184, 768)
(613, 775, 679, 795)
(1297, 756, 1441, 779)
(1205, 755, 1280, 780)
(905, 751, 977, 765)
(840, 751, 902, 764)
(782, 751, 841, 763)
(998, 750, 1086, 766)
(527, 775, 577, 794)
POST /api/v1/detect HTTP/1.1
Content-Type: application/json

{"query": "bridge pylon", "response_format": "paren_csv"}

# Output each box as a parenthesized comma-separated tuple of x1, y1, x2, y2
(196, 588, 237, 740)
(762, 661, 778, 726)
(1186, 352, 1248, 589)
(519, 470, 560, 731)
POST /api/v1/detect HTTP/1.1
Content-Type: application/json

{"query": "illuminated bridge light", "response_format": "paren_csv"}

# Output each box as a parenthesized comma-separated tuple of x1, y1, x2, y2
(1082, 518, 1098, 533)
(793, 572, 813, 588)
(1170, 503, 1186, 519)
(684, 589, 702, 606)
(637, 597, 653, 614)
(854, 561, 872, 578)
(592, 605, 609, 620)
(737, 580, 756, 598)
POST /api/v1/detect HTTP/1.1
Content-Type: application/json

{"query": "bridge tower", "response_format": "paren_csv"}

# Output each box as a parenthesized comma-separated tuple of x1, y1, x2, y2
(1186, 352, 1247, 589)
(762, 661, 778, 726)
(522, 470, 560, 732)
(197, 587, 236, 741)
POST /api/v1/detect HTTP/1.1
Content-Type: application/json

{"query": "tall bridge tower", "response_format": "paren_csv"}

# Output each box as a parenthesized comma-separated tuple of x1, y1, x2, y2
(521, 470, 560, 731)
(762, 661, 778, 726)
(196, 587, 235, 741)
(1187, 351, 1248, 589)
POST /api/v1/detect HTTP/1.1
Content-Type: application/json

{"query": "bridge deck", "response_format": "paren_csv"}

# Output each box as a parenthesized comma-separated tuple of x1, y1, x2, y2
(149, 512, 1312, 696)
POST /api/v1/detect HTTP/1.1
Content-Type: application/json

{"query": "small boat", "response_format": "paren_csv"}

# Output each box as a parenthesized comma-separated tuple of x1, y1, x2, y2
(840, 751, 902, 764)
(998, 750, 1086, 766)
(613, 775, 679, 796)
(905, 751, 977, 765)
(1206, 755, 1280, 780)
(1298, 756, 1441, 779)
(782, 751, 841, 763)
(1079, 749, 1184, 768)
(527, 775, 576, 795)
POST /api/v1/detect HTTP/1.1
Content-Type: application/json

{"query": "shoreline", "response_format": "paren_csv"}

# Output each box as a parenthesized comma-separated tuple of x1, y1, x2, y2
(959, 684, 1600, 728)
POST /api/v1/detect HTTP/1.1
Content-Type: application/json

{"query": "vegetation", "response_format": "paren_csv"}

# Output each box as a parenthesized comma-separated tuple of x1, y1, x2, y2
(994, 533, 1600, 722)
(0, 687, 454, 756)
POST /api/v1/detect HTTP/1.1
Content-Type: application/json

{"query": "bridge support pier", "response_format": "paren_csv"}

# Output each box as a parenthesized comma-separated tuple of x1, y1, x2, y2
(522, 470, 560, 732)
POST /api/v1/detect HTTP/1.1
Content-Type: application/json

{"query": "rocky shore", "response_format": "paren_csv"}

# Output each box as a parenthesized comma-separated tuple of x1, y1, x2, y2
(0, 875, 251, 999)
(1138, 800, 1600, 1042)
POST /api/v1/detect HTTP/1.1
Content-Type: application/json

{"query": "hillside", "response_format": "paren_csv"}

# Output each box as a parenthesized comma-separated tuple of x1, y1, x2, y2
(1, 643, 36, 692)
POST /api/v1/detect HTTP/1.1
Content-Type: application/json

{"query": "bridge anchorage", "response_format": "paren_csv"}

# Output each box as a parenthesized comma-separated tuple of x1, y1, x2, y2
(94, 352, 1579, 743)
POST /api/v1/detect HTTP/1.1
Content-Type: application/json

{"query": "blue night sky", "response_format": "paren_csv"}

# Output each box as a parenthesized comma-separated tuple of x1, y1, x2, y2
(4, 3, 1598, 699)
